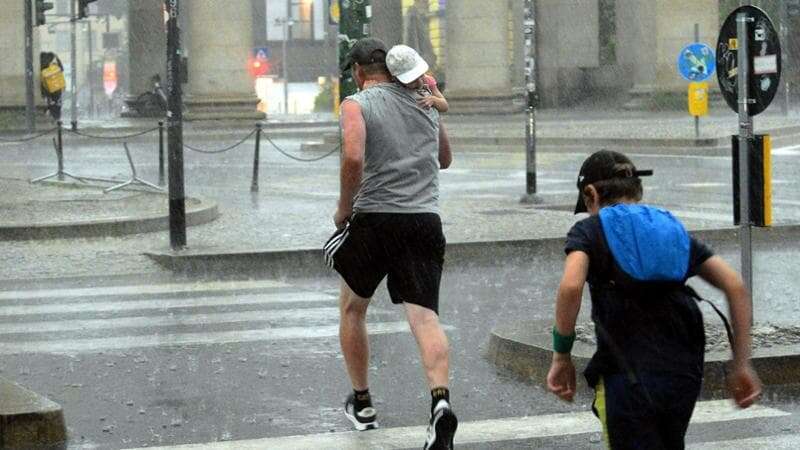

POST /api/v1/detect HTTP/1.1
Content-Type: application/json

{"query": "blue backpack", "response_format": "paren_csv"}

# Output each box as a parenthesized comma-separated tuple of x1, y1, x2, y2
(598, 204, 733, 344)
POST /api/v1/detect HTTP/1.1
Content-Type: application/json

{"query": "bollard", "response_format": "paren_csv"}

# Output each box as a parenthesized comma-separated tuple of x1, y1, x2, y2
(251, 123, 262, 193)
(158, 121, 165, 186)
(56, 121, 64, 181)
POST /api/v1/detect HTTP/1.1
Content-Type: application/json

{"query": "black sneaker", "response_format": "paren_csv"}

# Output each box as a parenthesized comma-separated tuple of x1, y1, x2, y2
(344, 393, 378, 431)
(423, 399, 458, 450)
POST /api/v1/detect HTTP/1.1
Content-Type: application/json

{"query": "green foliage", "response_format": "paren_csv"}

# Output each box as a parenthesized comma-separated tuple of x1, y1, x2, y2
(314, 82, 334, 112)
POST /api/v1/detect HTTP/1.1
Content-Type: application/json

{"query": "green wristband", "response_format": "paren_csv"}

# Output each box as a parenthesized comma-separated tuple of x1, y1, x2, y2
(552, 326, 576, 354)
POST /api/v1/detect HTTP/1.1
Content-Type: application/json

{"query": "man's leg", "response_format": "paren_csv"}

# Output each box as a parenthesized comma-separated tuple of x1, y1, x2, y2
(339, 279, 371, 390)
(406, 302, 457, 450)
(339, 279, 378, 431)
(404, 302, 449, 388)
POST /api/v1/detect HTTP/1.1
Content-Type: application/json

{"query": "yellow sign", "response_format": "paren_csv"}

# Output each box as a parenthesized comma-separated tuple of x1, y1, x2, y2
(329, 1, 340, 25)
(688, 81, 709, 117)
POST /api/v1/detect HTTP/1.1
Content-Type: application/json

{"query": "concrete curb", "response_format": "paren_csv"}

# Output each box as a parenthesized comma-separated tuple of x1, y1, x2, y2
(0, 377, 67, 450)
(144, 224, 800, 277)
(0, 198, 219, 241)
(487, 319, 800, 398)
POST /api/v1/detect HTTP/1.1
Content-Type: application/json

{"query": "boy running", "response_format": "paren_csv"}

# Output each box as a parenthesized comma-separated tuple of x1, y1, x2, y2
(547, 150, 761, 449)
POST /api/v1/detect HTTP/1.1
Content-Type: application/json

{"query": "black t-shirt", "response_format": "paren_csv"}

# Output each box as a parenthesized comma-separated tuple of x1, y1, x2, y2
(565, 214, 714, 387)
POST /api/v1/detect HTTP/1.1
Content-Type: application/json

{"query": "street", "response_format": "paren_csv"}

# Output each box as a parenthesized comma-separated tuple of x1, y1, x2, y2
(2, 241, 800, 449)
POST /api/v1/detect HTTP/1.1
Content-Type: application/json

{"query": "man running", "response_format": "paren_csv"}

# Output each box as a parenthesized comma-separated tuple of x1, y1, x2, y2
(323, 37, 456, 450)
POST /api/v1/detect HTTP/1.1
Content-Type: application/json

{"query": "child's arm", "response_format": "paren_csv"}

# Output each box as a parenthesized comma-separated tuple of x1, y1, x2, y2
(697, 256, 762, 408)
(428, 83, 448, 112)
(546, 250, 589, 402)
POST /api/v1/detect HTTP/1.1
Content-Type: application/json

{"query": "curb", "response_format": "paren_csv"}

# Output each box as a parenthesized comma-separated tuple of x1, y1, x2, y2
(0, 377, 67, 450)
(144, 224, 800, 277)
(0, 198, 219, 241)
(487, 319, 800, 397)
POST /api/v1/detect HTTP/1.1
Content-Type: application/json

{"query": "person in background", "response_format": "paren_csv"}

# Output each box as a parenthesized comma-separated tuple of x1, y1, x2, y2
(40, 52, 65, 121)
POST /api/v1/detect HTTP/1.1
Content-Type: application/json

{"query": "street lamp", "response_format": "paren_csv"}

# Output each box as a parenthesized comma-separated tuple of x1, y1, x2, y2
(275, 17, 295, 114)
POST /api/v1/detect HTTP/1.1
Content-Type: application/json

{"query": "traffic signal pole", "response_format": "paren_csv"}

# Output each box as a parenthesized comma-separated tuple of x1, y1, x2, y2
(165, 0, 186, 250)
(25, 0, 35, 132)
(736, 12, 754, 310)
(70, 0, 77, 130)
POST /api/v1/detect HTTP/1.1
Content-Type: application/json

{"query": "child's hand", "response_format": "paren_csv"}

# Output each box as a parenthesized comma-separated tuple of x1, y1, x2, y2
(546, 353, 576, 402)
(727, 362, 761, 408)
(417, 96, 436, 109)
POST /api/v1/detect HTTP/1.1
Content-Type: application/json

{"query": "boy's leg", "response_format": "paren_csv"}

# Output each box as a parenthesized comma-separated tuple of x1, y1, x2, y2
(339, 280, 371, 391)
(656, 375, 702, 450)
(596, 374, 663, 450)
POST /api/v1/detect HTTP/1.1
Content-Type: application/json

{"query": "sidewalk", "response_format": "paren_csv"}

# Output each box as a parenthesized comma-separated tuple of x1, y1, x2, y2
(1, 107, 798, 280)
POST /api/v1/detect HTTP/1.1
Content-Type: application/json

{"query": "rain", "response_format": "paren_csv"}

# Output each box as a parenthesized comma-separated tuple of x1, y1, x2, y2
(0, 0, 800, 449)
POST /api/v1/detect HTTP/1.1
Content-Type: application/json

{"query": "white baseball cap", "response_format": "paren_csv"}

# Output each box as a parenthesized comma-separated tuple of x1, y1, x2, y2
(386, 45, 429, 84)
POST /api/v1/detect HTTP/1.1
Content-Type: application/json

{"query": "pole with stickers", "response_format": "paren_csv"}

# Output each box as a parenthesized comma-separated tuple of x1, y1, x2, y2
(716, 6, 782, 309)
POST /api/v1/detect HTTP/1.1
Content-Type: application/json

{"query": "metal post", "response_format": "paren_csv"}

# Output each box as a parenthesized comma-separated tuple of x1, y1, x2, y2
(87, 18, 95, 118)
(520, 0, 541, 204)
(780, 1, 790, 116)
(70, 0, 78, 130)
(25, 0, 35, 133)
(280, 18, 293, 115)
(56, 120, 64, 180)
(251, 123, 262, 192)
(694, 23, 700, 139)
(158, 120, 165, 186)
(736, 12, 753, 305)
(166, 0, 186, 250)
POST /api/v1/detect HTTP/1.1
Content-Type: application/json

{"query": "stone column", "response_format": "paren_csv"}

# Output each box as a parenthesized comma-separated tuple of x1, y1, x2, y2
(126, 0, 166, 103)
(185, 0, 263, 119)
(444, 0, 518, 114)
(616, 0, 718, 106)
(0, 1, 29, 110)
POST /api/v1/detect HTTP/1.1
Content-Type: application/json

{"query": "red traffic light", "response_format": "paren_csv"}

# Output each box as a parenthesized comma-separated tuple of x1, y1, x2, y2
(248, 56, 270, 77)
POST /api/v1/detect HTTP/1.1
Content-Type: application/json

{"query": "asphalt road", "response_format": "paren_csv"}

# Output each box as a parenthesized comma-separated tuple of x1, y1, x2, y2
(1, 236, 800, 449)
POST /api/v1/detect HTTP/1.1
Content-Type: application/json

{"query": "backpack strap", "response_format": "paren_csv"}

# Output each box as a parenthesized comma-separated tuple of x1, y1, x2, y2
(683, 285, 734, 348)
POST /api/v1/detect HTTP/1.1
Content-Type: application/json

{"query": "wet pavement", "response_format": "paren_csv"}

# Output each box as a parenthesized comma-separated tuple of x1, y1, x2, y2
(1, 112, 800, 448)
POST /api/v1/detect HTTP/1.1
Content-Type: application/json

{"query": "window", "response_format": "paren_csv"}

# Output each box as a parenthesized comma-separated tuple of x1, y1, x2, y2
(266, 0, 325, 41)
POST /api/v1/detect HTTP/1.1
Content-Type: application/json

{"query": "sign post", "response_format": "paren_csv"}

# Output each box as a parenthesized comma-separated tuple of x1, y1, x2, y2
(520, 0, 541, 204)
(165, 0, 186, 250)
(677, 40, 715, 138)
(716, 5, 782, 309)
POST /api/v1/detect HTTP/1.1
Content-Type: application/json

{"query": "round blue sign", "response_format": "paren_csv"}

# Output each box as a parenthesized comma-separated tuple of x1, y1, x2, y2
(677, 43, 716, 82)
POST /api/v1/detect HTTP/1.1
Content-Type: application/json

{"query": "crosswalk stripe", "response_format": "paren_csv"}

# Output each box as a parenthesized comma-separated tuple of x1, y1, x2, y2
(0, 321, 417, 355)
(123, 400, 789, 450)
(0, 279, 289, 301)
(0, 292, 335, 316)
(687, 433, 800, 449)
(0, 307, 343, 335)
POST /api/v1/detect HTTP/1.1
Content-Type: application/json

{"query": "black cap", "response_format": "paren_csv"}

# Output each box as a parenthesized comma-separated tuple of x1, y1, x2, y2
(574, 150, 653, 214)
(341, 38, 387, 71)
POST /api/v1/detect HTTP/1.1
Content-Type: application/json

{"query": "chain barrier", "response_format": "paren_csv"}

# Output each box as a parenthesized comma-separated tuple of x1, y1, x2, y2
(264, 135, 340, 162)
(0, 127, 58, 143)
(67, 127, 160, 140)
(183, 128, 258, 154)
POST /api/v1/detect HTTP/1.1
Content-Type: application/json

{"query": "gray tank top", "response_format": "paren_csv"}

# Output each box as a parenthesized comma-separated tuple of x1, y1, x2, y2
(345, 82, 440, 214)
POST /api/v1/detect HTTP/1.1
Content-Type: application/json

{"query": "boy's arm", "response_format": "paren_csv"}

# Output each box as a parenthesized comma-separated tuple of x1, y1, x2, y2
(335, 100, 365, 229)
(547, 250, 589, 402)
(697, 255, 761, 408)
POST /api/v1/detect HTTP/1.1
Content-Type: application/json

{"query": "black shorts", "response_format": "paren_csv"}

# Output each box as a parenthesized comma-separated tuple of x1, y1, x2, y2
(323, 212, 446, 314)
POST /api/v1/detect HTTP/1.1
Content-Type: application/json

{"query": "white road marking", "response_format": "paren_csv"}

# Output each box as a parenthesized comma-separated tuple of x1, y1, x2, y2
(0, 321, 423, 355)
(0, 292, 335, 316)
(680, 182, 728, 188)
(124, 400, 789, 450)
(687, 433, 800, 449)
(772, 144, 800, 156)
(0, 279, 289, 301)
(0, 307, 343, 334)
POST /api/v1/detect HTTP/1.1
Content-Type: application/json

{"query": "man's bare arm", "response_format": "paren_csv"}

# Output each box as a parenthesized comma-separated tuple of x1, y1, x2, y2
(336, 100, 366, 227)
(438, 120, 452, 169)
